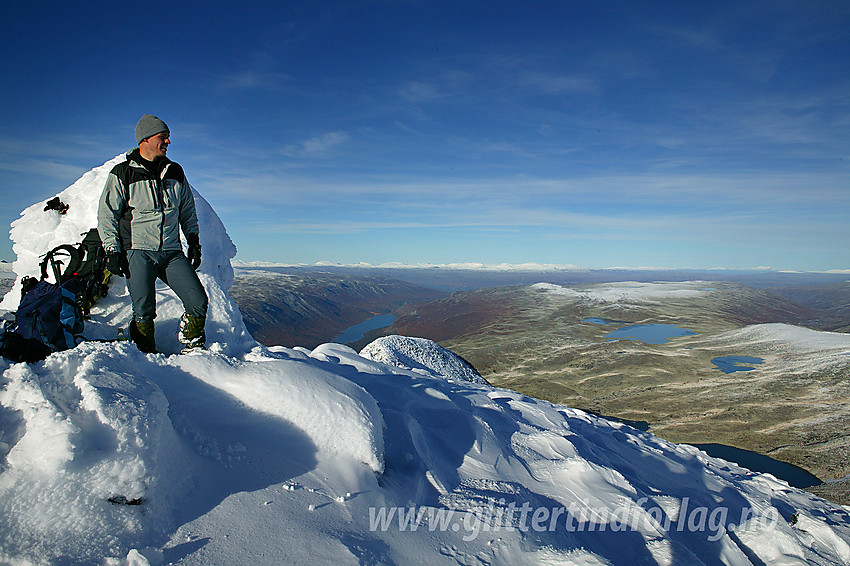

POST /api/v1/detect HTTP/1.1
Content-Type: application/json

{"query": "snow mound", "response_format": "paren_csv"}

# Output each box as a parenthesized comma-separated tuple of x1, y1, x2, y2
(0, 340, 387, 564)
(0, 153, 254, 357)
(532, 281, 709, 303)
(360, 335, 488, 385)
(178, 346, 385, 475)
(0, 342, 190, 562)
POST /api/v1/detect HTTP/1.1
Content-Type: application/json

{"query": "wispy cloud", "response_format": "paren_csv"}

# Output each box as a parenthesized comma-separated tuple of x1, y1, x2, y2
(215, 47, 294, 92)
(220, 69, 292, 91)
(0, 134, 120, 201)
(0, 135, 117, 167)
(648, 21, 726, 52)
(0, 158, 86, 186)
(398, 80, 445, 103)
(518, 71, 597, 95)
(199, 168, 849, 211)
(281, 131, 350, 157)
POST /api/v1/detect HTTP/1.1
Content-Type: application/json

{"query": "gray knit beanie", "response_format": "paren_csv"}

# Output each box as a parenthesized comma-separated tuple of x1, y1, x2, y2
(134, 114, 170, 144)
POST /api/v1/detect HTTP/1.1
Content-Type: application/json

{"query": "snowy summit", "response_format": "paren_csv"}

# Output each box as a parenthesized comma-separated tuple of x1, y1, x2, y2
(1, 156, 850, 565)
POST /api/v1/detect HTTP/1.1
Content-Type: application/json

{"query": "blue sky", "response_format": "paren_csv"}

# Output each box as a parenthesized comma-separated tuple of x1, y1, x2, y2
(1, 1, 847, 270)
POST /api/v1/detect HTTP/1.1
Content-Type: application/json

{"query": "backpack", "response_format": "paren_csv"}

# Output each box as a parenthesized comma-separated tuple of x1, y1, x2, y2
(0, 277, 86, 363)
(0, 321, 53, 363)
(39, 228, 110, 316)
(0, 229, 109, 363)
(14, 278, 85, 351)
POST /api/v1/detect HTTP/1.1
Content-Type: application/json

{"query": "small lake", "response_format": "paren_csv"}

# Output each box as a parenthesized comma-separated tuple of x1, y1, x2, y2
(583, 317, 616, 325)
(332, 314, 396, 345)
(693, 443, 821, 489)
(604, 324, 697, 345)
(711, 356, 765, 374)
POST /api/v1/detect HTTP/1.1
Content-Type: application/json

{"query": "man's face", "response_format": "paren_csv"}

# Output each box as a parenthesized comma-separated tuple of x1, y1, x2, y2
(140, 132, 170, 159)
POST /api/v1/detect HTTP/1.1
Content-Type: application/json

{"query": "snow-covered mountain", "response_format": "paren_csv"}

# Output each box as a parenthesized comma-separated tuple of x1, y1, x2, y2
(1, 156, 850, 565)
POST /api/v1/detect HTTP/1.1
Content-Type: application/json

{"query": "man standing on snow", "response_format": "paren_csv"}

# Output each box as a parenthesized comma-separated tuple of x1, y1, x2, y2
(97, 114, 208, 354)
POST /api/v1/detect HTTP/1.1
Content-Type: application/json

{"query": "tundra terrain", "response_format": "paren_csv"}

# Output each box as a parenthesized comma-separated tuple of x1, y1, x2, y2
(382, 280, 850, 503)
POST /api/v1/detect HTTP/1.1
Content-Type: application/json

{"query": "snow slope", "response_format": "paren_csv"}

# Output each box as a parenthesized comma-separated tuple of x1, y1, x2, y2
(532, 281, 709, 303)
(710, 323, 850, 356)
(1, 157, 850, 565)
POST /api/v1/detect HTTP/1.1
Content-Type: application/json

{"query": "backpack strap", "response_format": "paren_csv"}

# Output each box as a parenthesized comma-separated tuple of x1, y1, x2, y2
(74, 229, 110, 315)
(40, 244, 82, 284)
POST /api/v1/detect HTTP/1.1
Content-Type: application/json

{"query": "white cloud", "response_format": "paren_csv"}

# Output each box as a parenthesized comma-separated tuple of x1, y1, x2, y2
(282, 131, 350, 156)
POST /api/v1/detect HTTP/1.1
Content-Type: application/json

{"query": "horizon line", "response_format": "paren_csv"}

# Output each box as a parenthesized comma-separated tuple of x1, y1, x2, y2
(231, 260, 850, 275)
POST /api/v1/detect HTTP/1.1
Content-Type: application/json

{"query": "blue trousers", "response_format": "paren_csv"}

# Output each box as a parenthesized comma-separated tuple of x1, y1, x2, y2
(127, 250, 208, 324)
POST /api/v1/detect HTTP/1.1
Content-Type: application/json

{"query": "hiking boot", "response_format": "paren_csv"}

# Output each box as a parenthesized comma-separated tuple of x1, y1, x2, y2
(178, 313, 206, 350)
(129, 319, 157, 354)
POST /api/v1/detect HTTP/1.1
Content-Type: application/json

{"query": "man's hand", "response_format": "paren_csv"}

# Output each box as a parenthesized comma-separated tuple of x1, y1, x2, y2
(187, 233, 202, 270)
(106, 252, 130, 278)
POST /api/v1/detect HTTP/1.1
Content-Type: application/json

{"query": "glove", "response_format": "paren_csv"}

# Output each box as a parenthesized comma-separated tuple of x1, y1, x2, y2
(105, 252, 130, 278)
(186, 233, 202, 270)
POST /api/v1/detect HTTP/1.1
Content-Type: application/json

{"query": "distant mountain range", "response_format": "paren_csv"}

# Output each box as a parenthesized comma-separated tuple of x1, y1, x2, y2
(230, 266, 850, 346)
(771, 281, 850, 332)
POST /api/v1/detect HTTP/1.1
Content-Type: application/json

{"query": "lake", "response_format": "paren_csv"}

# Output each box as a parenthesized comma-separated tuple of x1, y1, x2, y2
(583, 317, 615, 325)
(603, 324, 697, 345)
(583, 318, 698, 345)
(711, 356, 765, 374)
(694, 443, 821, 489)
(332, 314, 396, 345)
